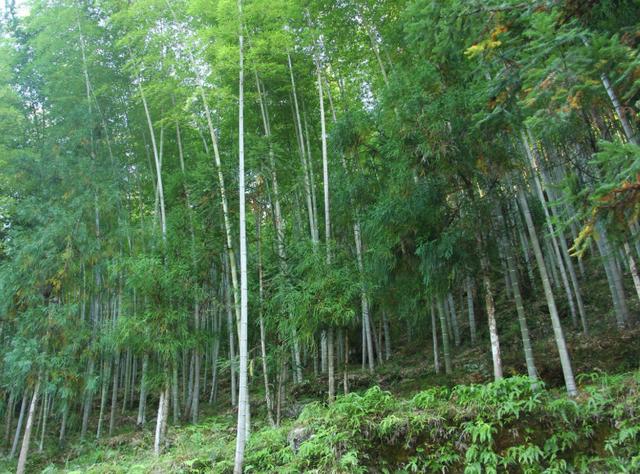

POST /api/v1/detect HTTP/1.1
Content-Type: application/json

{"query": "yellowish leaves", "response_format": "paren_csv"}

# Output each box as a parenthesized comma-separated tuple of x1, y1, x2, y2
(568, 91, 582, 110)
(465, 39, 502, 58)
(47, 240, 74, 294)
(476, 155, 488, 174)
(48, 272, 63, 292)
(465, 25, 507, 58)
(491, 25, 508, 40)
(569, 221, 593, 258)
(572, 174, 640, 257)
(62, 244, 74, 262)
(539, 72, 557, 90)
(488, 90, 509, 109)
(522, 94, 538, 108)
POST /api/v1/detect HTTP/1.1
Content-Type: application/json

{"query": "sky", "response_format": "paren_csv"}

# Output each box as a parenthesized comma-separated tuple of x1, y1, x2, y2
(1, 0, 30, 18)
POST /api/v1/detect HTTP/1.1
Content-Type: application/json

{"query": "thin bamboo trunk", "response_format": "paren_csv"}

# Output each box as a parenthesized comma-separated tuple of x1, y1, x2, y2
(480, 243, 503, 381)
(596, 223, 630, 327)
(256, 213, 275, 427)
(34, 390, 44, 448)
(447, 293, 461, 347)
(527, 146, 579, 328)
(516, 213, 537, 290)
(16, 377, 40, 474)
(624, 242, 640, 302)
(185, 353, 194, 417)
(525, 131, 588, 333)
(4, 390, 15, 448)
(499, 245, 513, 300)
(139, 85, 166, 241)
(58, 402, 68, 445)
(444, 298, 453, 344)
(321, 331, 327, 373)
(543, 239, 560, 289)
(431, 303, 440, 374)
(137, 354, 149, 427)
(234, 12, 250, 469)
(109, 351, 120, 436)
(436, 298, 452, 375)
(302, 104, 320, 238)
(361, 318, 366, 369)
(315, 51, 335, 402)
(96, 359, 109, 439)
(209, 308, 222, 404)
(288, 54, 319, 245)
(191, 337, 201, 423)
(498, 207, 538, 384)
(343, 332, 349, 394)
(226, 272, 237, 407)
(382, 311, 391, 360)
(81, 358, 95, 438)
(465, 277, 477, 345)
(518, 190, 577, 396)
(200, 89, 241, 328)
(374, 314, 384, 365)
(161, 383, 170, 440)
(203, 338, 209, 400)
(38, 392, 49, 453)
(172, 361, 180, 423)
(254, 72, 303, 384)
(327, 328, 335, 402)
(121, 350, 131, 414)
(153, 387, 165, 456)
(355, 222, 375, 372)
(276, 359, 286, 427)
(10, 393, 27, 458)
(599, 72, 638, 145)
(367, 25, 389, 85)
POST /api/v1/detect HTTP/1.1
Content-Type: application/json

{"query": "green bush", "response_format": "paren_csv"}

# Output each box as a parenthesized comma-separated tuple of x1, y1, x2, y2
(241, 372, 640, 473)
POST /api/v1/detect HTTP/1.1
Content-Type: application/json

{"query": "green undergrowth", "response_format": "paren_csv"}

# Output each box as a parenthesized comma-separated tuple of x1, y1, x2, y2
(248, 372, 640, 473)
(18, 370, 640, 473)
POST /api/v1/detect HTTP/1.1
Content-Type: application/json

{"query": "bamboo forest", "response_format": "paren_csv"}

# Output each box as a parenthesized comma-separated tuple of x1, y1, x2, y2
(1, 0, 640, 472)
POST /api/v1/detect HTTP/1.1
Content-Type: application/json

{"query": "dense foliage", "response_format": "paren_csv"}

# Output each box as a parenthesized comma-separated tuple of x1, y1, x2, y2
(0, 0, 639, 472)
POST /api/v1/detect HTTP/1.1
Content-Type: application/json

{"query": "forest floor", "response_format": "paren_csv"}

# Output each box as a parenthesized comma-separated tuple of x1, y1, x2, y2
(0, 324, 638, 473)
(1, 266, 639, 473)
